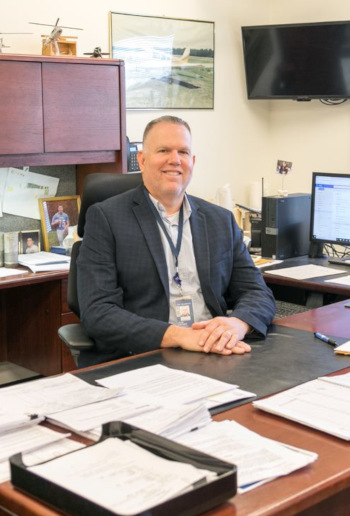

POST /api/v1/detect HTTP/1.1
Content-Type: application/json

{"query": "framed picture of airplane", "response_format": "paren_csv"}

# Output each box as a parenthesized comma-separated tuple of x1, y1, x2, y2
(109, 12, 214, 109)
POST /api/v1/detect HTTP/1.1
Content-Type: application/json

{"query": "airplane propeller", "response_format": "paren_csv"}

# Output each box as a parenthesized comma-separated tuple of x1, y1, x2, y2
(29, 18, 83, 31)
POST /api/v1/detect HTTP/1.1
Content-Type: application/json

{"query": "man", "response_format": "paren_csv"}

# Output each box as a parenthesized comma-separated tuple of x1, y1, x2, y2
(77, 116, 275, 367)
(51, 205, 69, 246)
(25, 237, 39, 254)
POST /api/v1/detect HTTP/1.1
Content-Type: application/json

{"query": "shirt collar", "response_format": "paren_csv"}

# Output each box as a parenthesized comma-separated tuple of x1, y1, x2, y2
(148, 193, 192, 223)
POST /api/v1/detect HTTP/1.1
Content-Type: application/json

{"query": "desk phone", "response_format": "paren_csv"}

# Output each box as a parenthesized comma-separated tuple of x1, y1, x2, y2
(127, 137, 142, 172)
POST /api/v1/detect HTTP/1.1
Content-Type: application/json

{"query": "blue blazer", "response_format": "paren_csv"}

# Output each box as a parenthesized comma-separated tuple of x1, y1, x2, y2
(77, 184, 275, 366)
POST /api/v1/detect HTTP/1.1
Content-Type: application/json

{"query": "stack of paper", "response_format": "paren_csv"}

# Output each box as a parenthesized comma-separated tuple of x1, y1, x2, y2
(96, 364, 255, 408)
(28, 438, 214, 515)
(174, 420, 318, 493)
(0, 373, 121, 418)
(1, 365, 321, 492)
(253, 372, 350, 440)
(18, 251, 70, 272)
(0, 420, 84, 484)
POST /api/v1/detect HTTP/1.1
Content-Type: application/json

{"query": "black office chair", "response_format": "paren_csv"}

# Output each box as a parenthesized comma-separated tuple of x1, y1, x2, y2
(58, 172, 143, 365)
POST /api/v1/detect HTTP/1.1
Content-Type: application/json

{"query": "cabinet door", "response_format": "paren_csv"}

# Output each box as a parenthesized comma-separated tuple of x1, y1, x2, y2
(0, 61, 44, 155)
(42, 63, 121, 152)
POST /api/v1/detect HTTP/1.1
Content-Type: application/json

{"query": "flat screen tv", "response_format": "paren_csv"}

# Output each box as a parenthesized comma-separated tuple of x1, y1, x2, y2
(241, 21, 350, 100)
(310, 172, 350, 246)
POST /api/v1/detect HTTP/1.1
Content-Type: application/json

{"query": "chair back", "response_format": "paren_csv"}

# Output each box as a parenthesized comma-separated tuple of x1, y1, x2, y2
(78, 173, 143, 238)
(67, 172, 143, 315)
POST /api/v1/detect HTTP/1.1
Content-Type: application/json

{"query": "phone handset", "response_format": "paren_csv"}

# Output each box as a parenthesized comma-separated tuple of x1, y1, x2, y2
(126, 137, 142, 172)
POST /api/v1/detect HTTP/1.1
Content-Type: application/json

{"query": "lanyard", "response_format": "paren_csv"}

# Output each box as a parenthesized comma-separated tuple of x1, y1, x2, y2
(143, 187, 184, 289)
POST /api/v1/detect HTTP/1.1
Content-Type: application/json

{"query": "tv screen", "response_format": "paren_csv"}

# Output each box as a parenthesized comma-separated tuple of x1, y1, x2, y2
(310, 172, 350, 246)
(241, 21, 350, 100)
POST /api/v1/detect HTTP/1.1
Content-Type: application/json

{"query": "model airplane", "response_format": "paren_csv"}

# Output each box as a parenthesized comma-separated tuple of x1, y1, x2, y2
(0, 32, 32, 53)
(29, 18, 83, 55)
(83, 47, 110, 58)
(124, 47, 213, 89)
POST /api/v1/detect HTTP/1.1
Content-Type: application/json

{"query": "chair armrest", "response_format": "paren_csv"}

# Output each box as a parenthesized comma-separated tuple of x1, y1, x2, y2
(58, 324, 94, 351)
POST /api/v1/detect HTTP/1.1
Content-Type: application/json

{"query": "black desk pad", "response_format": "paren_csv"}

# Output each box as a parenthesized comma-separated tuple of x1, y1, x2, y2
(75, 326, 350, 413)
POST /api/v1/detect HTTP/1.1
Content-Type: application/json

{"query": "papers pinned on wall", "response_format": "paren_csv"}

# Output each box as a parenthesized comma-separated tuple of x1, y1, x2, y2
(0, 167, 59, 220)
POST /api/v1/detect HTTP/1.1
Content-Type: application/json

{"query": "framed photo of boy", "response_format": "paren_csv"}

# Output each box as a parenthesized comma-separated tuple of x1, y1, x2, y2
(19, 230, 41, 254)
(39, 196, 81, 252)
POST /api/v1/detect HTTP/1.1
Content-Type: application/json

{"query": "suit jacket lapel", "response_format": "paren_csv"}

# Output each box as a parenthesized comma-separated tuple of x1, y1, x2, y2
(131, 186, 170, 299)
(189, 199, 224, 316)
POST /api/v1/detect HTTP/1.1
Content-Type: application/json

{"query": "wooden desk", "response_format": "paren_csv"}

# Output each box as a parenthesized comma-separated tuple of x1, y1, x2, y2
(0, 302, 349, 516)
(0, 268, 77, 383)
(262, 255, 350, 305)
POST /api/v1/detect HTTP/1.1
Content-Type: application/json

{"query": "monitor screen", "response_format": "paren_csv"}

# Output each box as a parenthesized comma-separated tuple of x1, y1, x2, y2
(241, 21, 350, 100)
(310, 172, 350, 246)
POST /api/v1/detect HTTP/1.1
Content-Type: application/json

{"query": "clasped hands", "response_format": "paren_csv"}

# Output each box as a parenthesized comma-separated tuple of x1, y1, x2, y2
(162, 316, 252, 355)
(192, 316, 252, 355)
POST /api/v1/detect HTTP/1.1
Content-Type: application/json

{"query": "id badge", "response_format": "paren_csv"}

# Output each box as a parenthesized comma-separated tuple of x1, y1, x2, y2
(175, 296, 194, 327)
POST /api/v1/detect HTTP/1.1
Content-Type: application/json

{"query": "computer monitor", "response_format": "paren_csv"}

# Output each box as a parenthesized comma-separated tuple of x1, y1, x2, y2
(310, 172, 350, 254)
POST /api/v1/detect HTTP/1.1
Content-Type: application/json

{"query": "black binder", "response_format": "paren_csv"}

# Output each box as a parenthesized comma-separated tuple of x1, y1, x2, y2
(10, 421, 237, 516)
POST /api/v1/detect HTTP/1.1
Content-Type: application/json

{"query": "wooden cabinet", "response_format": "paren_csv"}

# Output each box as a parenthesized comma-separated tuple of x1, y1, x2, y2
(0, 54, 127, 191)
(0, 60, 44, 155)
(0, 271, 77, 384)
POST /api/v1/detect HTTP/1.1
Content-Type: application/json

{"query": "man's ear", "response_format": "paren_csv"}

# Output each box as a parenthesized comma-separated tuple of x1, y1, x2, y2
(137, 150, 145, 171)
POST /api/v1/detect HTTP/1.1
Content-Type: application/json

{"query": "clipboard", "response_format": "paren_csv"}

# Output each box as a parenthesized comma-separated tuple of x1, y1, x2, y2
(10, 421, 237, 516)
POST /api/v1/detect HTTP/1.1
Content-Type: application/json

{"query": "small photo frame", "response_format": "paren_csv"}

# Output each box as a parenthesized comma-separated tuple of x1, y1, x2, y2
(39, 196, 81, 252)
(276, 160, 293, 175)
(19, 230, 41, 254)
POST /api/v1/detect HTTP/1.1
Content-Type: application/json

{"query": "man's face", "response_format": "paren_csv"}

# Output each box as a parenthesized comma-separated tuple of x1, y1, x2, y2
(137, 122, 195, 209)
(58, 206, 63, 213)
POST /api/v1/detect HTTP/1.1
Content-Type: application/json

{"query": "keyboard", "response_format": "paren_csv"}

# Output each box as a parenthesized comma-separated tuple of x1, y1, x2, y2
(327, 257, 350, 267)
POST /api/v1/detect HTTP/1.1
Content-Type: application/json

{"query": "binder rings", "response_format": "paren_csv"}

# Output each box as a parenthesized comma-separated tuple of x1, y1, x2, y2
(10, 421, 237, 516)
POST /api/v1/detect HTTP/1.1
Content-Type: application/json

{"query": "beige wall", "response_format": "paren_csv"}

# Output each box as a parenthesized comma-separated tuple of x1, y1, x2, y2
(267, 0, 350, 195)
(3, 1, 350, 206)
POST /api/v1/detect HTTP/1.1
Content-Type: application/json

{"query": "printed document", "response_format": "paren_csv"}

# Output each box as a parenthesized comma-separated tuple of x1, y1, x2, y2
(0, 437, 84, 484)
(18, 251, 70, 272)
(254, 374, 350, 440)
(2, 167, 59, 219)
(29, 438, 212, 515)
(264, 264, 344, 280)
(175, 420, 317, 492)
(0, 423, 70, 462)
(96, 364, 240, 405)
(0, 373, 121, 418)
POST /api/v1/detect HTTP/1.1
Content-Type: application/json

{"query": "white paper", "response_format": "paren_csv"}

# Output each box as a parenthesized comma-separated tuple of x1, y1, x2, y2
(0, 373, 121, 418)
(18, 250, 71, 272)
(0, 437, 85, 484)
(0, 267, 29, 278)
(29, 438, 210, 515)
(175, 420, 317, 491)
(97, 364, 238, 405)
(254, 378, 350, 440)
(264, 264, 344, 280)
(48, 396, 159, 433)
(124, 402, 212, 439)
(325, 275, 350, 286)
(0, 423, 70, 462)
(3, 167, 59, 219)
(319, 371, 350, 387)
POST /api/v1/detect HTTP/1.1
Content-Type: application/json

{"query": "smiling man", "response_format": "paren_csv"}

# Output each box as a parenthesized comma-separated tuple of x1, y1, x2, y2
(77, 116, 275, 367)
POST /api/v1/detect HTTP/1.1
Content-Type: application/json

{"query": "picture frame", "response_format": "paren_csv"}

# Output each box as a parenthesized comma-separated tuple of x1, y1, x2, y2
(38, 196, 81, 252)
(109, 11, 214, 109)
(19, 230, 41, 254)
